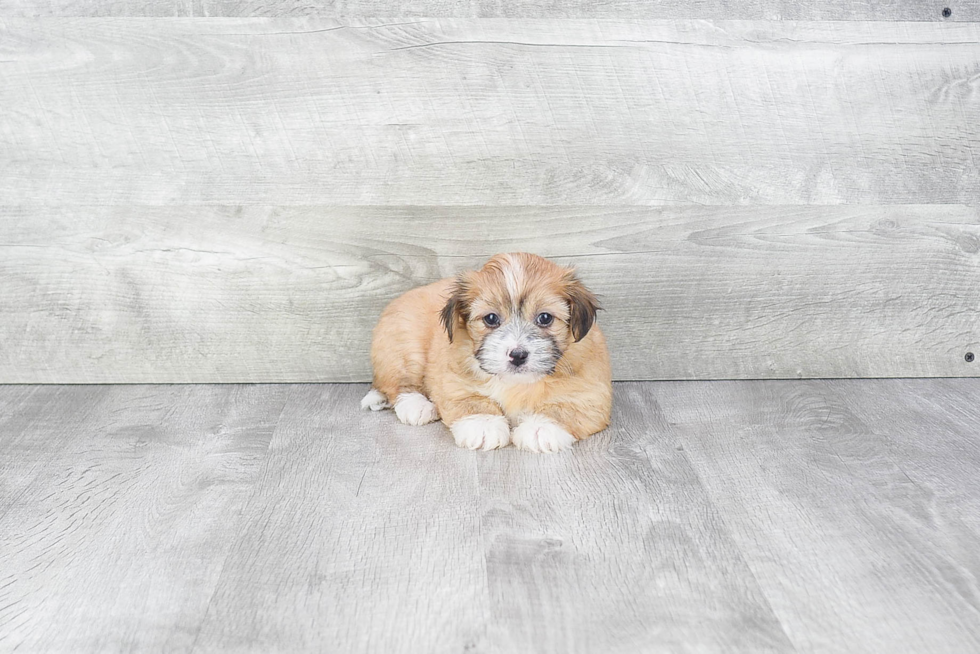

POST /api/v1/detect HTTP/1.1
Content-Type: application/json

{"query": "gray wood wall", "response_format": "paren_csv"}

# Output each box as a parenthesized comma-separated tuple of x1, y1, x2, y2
(1, 12, 978, 382)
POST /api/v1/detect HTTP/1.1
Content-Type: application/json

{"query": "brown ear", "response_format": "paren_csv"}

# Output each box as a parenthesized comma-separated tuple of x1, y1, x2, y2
(565, 276, 600, 342)
(440, 277, 470, 343)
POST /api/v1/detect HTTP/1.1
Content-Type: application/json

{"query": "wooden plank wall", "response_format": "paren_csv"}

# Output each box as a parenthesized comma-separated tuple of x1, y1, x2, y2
(1, 13, 978, 382)
(5, 0, 980, 20)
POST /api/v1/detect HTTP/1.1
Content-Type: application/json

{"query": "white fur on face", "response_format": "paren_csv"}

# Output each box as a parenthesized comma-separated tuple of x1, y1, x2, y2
(500, 253, 524, 300)
(394, 392, 439, 426)
(450, 414, 511, 450)
(476, 317, 558, 382)
(512, 414, 575, 453)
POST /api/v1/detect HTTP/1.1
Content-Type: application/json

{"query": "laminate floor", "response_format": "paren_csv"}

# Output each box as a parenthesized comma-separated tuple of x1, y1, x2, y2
(1, 380, 978, 653)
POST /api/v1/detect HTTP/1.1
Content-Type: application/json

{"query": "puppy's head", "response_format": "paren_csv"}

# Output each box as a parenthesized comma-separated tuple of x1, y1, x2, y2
(440, 253, 600, 383)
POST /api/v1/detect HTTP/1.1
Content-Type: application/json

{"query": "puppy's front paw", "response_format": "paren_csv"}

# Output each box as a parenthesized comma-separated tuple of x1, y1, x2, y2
(512, 415, 575, 453)
(450, 414, 511, 451)
(360, 388, 390, 411)
(394, 392, 439, 426)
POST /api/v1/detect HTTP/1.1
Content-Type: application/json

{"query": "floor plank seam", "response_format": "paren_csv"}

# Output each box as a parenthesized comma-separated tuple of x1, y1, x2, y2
(186, 385, 295, 654)
(663, 421, 803, 653)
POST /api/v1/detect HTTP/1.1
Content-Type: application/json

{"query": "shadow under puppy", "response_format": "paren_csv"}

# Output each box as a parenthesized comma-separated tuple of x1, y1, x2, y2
(361, 253, 611, 453)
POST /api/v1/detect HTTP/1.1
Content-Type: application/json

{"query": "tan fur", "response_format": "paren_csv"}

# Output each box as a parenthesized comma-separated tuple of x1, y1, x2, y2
(369, 253, 612, 444)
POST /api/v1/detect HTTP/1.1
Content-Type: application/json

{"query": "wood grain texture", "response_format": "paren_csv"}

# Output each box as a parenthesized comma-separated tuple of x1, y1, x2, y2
(2, 204, 977, 383)
(2, 381, 979, 652)
(652, 379, 980, 653)
(0, 384, 289, 652)
(477, 384, 794, 653)
(0, 385, 107, 518)
(191, 384, 492, 653)
(835, 378, 980, 534)
(3, 0, 979, 20)
(2, 19, 979, 205)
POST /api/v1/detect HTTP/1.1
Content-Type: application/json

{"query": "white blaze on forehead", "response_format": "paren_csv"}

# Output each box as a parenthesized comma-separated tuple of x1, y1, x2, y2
(500, 254, 524, 305)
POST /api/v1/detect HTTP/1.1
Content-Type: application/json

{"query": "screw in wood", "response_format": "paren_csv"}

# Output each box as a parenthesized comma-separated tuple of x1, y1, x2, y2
(967, 352, 975, 363)
(942, 7, 952, 17)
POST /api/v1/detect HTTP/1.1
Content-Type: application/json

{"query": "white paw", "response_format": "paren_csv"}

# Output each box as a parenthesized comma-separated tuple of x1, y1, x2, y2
(512, 415, 575, 453)
(450, 414, 511, 451)
(360, 388, 390, 411)
(394, 392, 439, 426)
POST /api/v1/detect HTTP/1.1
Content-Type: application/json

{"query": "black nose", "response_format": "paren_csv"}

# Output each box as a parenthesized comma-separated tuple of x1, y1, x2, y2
(509, 348, 529, 366)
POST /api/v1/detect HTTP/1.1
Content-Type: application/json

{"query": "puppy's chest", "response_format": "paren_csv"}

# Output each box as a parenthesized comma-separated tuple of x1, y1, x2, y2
(480, 379, 552, 418)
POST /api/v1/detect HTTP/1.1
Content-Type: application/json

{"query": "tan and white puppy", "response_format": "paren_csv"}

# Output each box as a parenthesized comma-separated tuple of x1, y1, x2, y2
(361, 253, 611, 453)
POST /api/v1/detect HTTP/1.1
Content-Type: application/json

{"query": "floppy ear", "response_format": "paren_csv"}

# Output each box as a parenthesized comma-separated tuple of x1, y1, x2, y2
(440, 277, 470, 343)
(564, 275, 600, 342)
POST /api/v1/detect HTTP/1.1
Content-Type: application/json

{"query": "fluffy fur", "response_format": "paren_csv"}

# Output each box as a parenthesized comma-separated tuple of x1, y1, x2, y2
(362, 253, 612, 452)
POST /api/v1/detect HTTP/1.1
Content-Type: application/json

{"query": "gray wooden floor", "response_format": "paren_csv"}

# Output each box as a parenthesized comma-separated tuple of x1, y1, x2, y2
(1, 380, 979, 653)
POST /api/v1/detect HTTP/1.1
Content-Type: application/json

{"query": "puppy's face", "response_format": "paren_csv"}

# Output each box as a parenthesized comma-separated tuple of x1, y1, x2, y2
(441, 253, 599, 384)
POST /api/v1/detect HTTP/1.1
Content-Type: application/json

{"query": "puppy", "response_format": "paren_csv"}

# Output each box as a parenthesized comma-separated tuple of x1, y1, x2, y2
(361, 253, 611, 453)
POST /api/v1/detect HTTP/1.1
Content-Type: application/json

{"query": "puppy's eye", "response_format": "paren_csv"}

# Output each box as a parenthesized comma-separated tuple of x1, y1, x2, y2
(483, 313, 501, 327)
(535, 312, 554, 327)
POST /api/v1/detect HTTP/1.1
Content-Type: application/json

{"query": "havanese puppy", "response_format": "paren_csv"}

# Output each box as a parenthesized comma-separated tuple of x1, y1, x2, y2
(361, 253, 611, 453)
